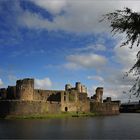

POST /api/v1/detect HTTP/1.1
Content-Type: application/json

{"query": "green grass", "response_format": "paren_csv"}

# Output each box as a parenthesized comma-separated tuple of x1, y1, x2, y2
(1, 112, 97, 120)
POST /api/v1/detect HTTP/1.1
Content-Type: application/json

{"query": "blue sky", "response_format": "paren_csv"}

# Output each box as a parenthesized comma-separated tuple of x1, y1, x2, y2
(0, 0, 140, 102)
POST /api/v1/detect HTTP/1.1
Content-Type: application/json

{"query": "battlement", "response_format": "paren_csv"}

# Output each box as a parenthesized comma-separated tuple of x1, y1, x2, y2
(103, 97, 112, 103)
(65, 82, 87, 93)
(65, 84, 72, 91)
(16, 78, 34, 86)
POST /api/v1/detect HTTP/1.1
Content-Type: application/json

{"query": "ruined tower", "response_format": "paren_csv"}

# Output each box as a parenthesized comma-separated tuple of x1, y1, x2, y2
(16, 78, 34, 101)
(81, 85, 87, 93)
(75, 82, 82, 92)
(95, 87, 103, 103)
(65, 84, 72, 91)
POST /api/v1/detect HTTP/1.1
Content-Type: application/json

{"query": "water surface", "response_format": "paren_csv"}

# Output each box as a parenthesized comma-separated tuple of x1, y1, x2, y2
(0, 113, 140, 139)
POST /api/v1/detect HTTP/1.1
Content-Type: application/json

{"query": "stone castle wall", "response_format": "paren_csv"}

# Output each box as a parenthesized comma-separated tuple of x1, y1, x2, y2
(34, 89, 62, 102)
(7, 86, 16, 99)
(0, 78, 120, 116)
(48, 102, 61, 114)
(90, 102, 120, 115)
(61, 101, 90, 113)
(0, 100, 61, 116)
(60, 90, 90, 112)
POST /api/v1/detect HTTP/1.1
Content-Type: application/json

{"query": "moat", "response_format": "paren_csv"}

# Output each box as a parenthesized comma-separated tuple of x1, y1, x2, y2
(0, 113, 140, 139)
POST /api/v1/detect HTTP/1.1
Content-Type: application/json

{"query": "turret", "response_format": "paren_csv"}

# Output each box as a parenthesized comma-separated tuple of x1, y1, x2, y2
(95, 87, 103, 103)
(16, 78, 34, 101)
(81, 85, 87, 93)
(75, 82, 82, 92)
(65, 84, 72, 91)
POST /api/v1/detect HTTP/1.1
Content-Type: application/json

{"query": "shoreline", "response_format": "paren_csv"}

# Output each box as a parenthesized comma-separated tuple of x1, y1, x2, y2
(0, 112, 98, 120)
(0, 112, 120, 120)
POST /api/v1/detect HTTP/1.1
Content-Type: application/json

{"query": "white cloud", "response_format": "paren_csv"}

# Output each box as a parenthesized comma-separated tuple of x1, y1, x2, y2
(86, 42, 138, 102)
(101, 67, 136, 101)
(19, 1, 140, 34)
(30, 0, 67, 14)
(89, 84, 132, 103)
(104, 77, 133, 102)
(65, 53, 107, 70)
(64, 63, 81, 70)
(13, 0, 140, 102)
(35, 77, 52, 89)
(114, 41, 139, 70)
(105, 39, 138, 95)
(102, 39, 140, 102)
(76, 44, 106, 52)
(8, 0, 140, 36)
(0, 78, 3, 87)
(18, 11, 53, 30)
(87, 75, 104, 82)
(103, 86, 130, 102)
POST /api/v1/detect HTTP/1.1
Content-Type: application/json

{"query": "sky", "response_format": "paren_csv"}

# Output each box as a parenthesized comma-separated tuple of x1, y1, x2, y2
(0, 0, 140, 102)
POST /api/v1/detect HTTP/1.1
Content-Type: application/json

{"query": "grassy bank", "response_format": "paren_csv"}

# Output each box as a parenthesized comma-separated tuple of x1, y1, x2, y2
(1, 112, 97, 120)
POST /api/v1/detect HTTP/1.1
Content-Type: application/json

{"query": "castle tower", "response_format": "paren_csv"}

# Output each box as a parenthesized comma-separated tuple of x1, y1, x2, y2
(81, 85, 87, 93)
(75, 82, 82, 92)
(16, 78, 34, 101)
(65, 84, 72, 91)
(95, 87, 103, 103)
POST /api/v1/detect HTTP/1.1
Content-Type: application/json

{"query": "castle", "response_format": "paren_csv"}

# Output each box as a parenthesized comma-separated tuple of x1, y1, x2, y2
(0, 78, 120, 116)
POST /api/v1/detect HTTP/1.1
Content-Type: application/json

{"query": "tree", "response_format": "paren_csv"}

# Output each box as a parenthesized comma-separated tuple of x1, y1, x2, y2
(100, 7, 140, 97)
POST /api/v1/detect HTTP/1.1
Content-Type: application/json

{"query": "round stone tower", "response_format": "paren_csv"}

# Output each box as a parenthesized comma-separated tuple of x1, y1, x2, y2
(75, 82, 82, 92)
(16, 78, 34, 101)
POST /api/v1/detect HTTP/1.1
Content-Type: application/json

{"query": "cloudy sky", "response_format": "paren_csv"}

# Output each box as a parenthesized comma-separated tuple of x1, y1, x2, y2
(0, 0, 140, 102)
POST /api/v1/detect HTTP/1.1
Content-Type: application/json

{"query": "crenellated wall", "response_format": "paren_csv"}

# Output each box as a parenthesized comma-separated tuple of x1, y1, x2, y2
(65, 84, 72, 91)
(65, 82, 87, 93)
